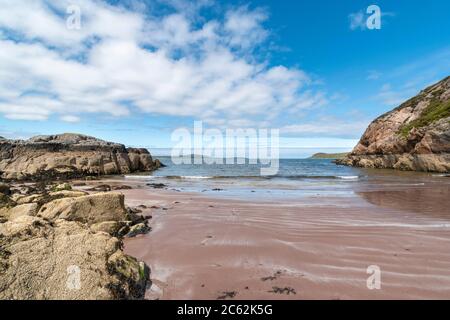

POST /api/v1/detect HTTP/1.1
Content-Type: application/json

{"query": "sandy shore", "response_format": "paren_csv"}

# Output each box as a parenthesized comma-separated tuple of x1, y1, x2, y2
(103, 178, 450, 300)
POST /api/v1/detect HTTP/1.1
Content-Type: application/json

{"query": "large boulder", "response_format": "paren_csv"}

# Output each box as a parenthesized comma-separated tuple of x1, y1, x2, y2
(0, 216, 149, 300)
(38, 192, 128, 225)
(337, 76, 450, 172)
(0, 203, 38, 220)
(0, 133, 162, 181)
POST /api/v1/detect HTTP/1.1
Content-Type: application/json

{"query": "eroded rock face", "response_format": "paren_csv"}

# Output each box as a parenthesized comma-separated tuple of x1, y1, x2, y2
(38, 192, 128, 225)
(337, 76, 450, 172)
(0, 133, 162, 180)
(0, 183, 151, 300)
(0, 216, 149, 300)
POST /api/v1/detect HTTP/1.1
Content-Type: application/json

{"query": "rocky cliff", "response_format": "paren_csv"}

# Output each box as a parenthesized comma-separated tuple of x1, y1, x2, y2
(0, 133, 162, 180)
(337, 76, 450, 173)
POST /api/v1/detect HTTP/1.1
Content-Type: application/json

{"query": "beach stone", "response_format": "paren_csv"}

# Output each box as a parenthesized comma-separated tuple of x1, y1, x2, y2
(90, 221, 122, 236)
(111, 185, 133, 190)
(48, 190, 88, 198)
(52, 183, 72, 192)
(37, 192, 128, 225)
(126, 223, 150, 238)
(15, 194, 43, 205)
(0, 203, 38, 220)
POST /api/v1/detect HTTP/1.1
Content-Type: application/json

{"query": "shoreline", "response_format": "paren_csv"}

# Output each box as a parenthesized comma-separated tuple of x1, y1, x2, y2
(2, 170, 449, 299)
(114, 177, 450, 300)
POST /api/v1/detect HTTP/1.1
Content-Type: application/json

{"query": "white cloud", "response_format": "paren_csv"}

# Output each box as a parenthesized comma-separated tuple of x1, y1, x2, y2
(348, 11, 366, 30)
(224, 6, 268, 50)
(367, 70, 382, 80)
(281, 118, 369, 138)
(376, 83, 411, 107)
(0, 0, 326, 128)
(60, 115, 81, 123)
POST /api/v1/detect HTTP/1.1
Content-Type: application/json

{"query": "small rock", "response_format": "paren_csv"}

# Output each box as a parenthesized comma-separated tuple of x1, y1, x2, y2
(0, 183, 11, 195)
(0, 203, 39, 220)
(52, 183, 72, 192)
(111, 185, 133, 190)
(87, 184, 111, 192)
(126, 223, 151, 237)
(90, 221, 121, 236)
(146, 183, 167, 189)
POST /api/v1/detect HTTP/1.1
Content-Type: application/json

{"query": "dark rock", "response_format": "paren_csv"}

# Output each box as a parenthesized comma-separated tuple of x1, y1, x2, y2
(146, 183, 167, 189)
(111, 185, 133, 190)
(0, 183, 11, 195)
(125, 223, 151, 238)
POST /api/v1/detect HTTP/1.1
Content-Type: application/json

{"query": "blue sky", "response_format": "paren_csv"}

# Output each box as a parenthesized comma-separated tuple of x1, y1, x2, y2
(0, 0, 449, 153)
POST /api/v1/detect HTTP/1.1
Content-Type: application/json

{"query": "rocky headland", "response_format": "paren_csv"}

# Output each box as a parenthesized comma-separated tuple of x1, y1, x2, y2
(0, 133, 161, 299)
(0, 133, 163, 181)
(309, 152, 349, 159)
(336, 76, 450, 172)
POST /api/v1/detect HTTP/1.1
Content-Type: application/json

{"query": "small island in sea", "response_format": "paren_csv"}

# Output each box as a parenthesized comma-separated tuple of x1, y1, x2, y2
(309, 152, 349, 159)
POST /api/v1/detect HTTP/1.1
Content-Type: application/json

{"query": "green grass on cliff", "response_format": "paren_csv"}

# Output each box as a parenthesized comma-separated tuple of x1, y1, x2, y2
(399, 98, 450, 138)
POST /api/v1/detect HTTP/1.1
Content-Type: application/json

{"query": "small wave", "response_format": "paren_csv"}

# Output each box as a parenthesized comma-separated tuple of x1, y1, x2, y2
(337, 175, 359, 180)
(171, 176, 212, 179)
(127, 174, 361, 181)
(124, 175, 155, 179)
(164, 175, 268, 180)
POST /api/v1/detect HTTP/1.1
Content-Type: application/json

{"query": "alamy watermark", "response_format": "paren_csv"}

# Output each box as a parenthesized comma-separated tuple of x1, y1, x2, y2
(66, 265, 81, 290)
(66, 4, 82, 30)
(366, 5, 382, 30)
(171, 121, 280, 176)
(366, 265, 381, 290)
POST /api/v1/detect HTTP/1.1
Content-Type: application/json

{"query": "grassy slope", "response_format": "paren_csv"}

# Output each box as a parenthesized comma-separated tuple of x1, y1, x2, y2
(398, 93, 450, 138)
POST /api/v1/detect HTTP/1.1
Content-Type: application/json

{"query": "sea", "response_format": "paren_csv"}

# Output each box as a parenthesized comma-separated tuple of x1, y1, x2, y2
(124, 156, 449, 200)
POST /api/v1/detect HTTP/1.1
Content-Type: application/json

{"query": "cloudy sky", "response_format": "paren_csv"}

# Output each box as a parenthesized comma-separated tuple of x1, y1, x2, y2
(0, 0, 449, 152)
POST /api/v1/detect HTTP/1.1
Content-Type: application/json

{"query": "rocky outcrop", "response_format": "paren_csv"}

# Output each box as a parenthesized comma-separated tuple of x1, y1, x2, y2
(0, 183, 151, 300)
(337, 76, 450, 172)
(38, 192, 128, 225)
(0, 216, 149, 300)
(0, 133, 162, 180)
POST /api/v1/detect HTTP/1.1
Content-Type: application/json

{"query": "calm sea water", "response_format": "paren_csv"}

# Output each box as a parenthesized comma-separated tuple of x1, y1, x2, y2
(125, 157, 368, 198)
(124, 156, 448, 200)
(149, 156, 361, 179)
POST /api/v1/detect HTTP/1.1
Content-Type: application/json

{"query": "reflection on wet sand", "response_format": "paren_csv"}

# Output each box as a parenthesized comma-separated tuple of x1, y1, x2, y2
(358, 186, 450, 219)
(120, 173, 450, 300)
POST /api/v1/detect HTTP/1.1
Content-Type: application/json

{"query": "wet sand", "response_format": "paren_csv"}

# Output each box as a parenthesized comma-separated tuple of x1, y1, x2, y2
(113, 178, 450, 299)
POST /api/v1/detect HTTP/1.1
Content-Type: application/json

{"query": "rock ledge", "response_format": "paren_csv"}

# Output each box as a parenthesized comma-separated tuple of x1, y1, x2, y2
(0, 133, 162, 180)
